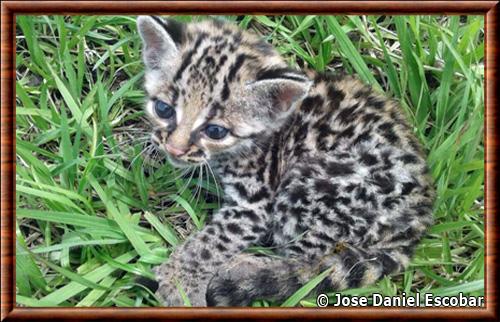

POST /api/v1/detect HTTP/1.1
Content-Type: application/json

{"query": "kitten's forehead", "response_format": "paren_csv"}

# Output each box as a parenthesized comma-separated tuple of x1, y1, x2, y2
(177, 21, 283, 83)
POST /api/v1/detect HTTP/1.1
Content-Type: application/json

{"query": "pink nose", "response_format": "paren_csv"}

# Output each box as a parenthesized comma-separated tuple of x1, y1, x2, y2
(164, 143, 188, 157)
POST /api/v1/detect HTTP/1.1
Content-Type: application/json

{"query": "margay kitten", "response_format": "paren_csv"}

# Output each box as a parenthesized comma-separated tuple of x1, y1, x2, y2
(137, 16, 435, 306)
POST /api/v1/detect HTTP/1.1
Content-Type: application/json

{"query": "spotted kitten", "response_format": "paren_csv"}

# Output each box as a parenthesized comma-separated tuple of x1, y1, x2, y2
(137, 16, 435, 306)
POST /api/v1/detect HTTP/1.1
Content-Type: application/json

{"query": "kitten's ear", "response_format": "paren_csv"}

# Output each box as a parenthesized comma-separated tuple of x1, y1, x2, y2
(137, 16, 185, 69)
(247, 76, 311, 117)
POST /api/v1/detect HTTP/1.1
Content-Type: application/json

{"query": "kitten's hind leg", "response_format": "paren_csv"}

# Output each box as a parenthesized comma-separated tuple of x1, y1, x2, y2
(206, 253, 305, 306)
(206, 244, 410, 307)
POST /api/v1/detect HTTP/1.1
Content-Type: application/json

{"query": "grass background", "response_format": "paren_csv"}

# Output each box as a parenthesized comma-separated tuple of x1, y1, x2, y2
(15, 15, 484, 307)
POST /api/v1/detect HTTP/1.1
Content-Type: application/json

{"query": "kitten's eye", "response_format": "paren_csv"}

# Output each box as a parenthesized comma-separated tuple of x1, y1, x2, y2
(154, 100, 175, 119)
(204, 124, 229, 140)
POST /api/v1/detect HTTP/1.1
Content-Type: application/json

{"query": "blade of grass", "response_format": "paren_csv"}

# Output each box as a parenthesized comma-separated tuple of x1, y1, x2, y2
(325, 16, 382, 91)
(40, 251, 137, 305)
(281, 266, 334, 307)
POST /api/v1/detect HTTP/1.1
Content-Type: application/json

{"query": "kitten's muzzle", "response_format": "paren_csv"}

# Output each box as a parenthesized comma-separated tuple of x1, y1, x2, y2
(164, 143, 188, 157)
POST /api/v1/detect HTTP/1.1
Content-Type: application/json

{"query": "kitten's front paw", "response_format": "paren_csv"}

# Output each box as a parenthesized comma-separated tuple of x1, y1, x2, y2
(154, 262, 209, 306)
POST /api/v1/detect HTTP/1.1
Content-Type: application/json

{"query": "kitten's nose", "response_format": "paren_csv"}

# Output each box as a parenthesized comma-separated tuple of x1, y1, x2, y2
(164, 143, 188, 157)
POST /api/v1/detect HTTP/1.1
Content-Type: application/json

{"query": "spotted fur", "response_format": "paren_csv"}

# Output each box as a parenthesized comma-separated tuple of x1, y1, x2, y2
(137, 16, 435, 307)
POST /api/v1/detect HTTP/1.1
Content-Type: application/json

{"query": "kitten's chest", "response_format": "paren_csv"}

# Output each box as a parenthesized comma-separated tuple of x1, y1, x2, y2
(215, 134, 287, 198)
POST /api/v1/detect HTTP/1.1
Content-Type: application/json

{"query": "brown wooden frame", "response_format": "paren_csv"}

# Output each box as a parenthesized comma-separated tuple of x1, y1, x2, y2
(1, 1, 498, 320)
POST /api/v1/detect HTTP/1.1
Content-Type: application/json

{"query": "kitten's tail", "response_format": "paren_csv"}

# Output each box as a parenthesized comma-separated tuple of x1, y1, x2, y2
(206, 244, 410, 306)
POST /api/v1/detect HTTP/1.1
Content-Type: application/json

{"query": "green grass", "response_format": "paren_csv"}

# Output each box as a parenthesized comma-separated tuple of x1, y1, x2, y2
(15, 15, 484, 307)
